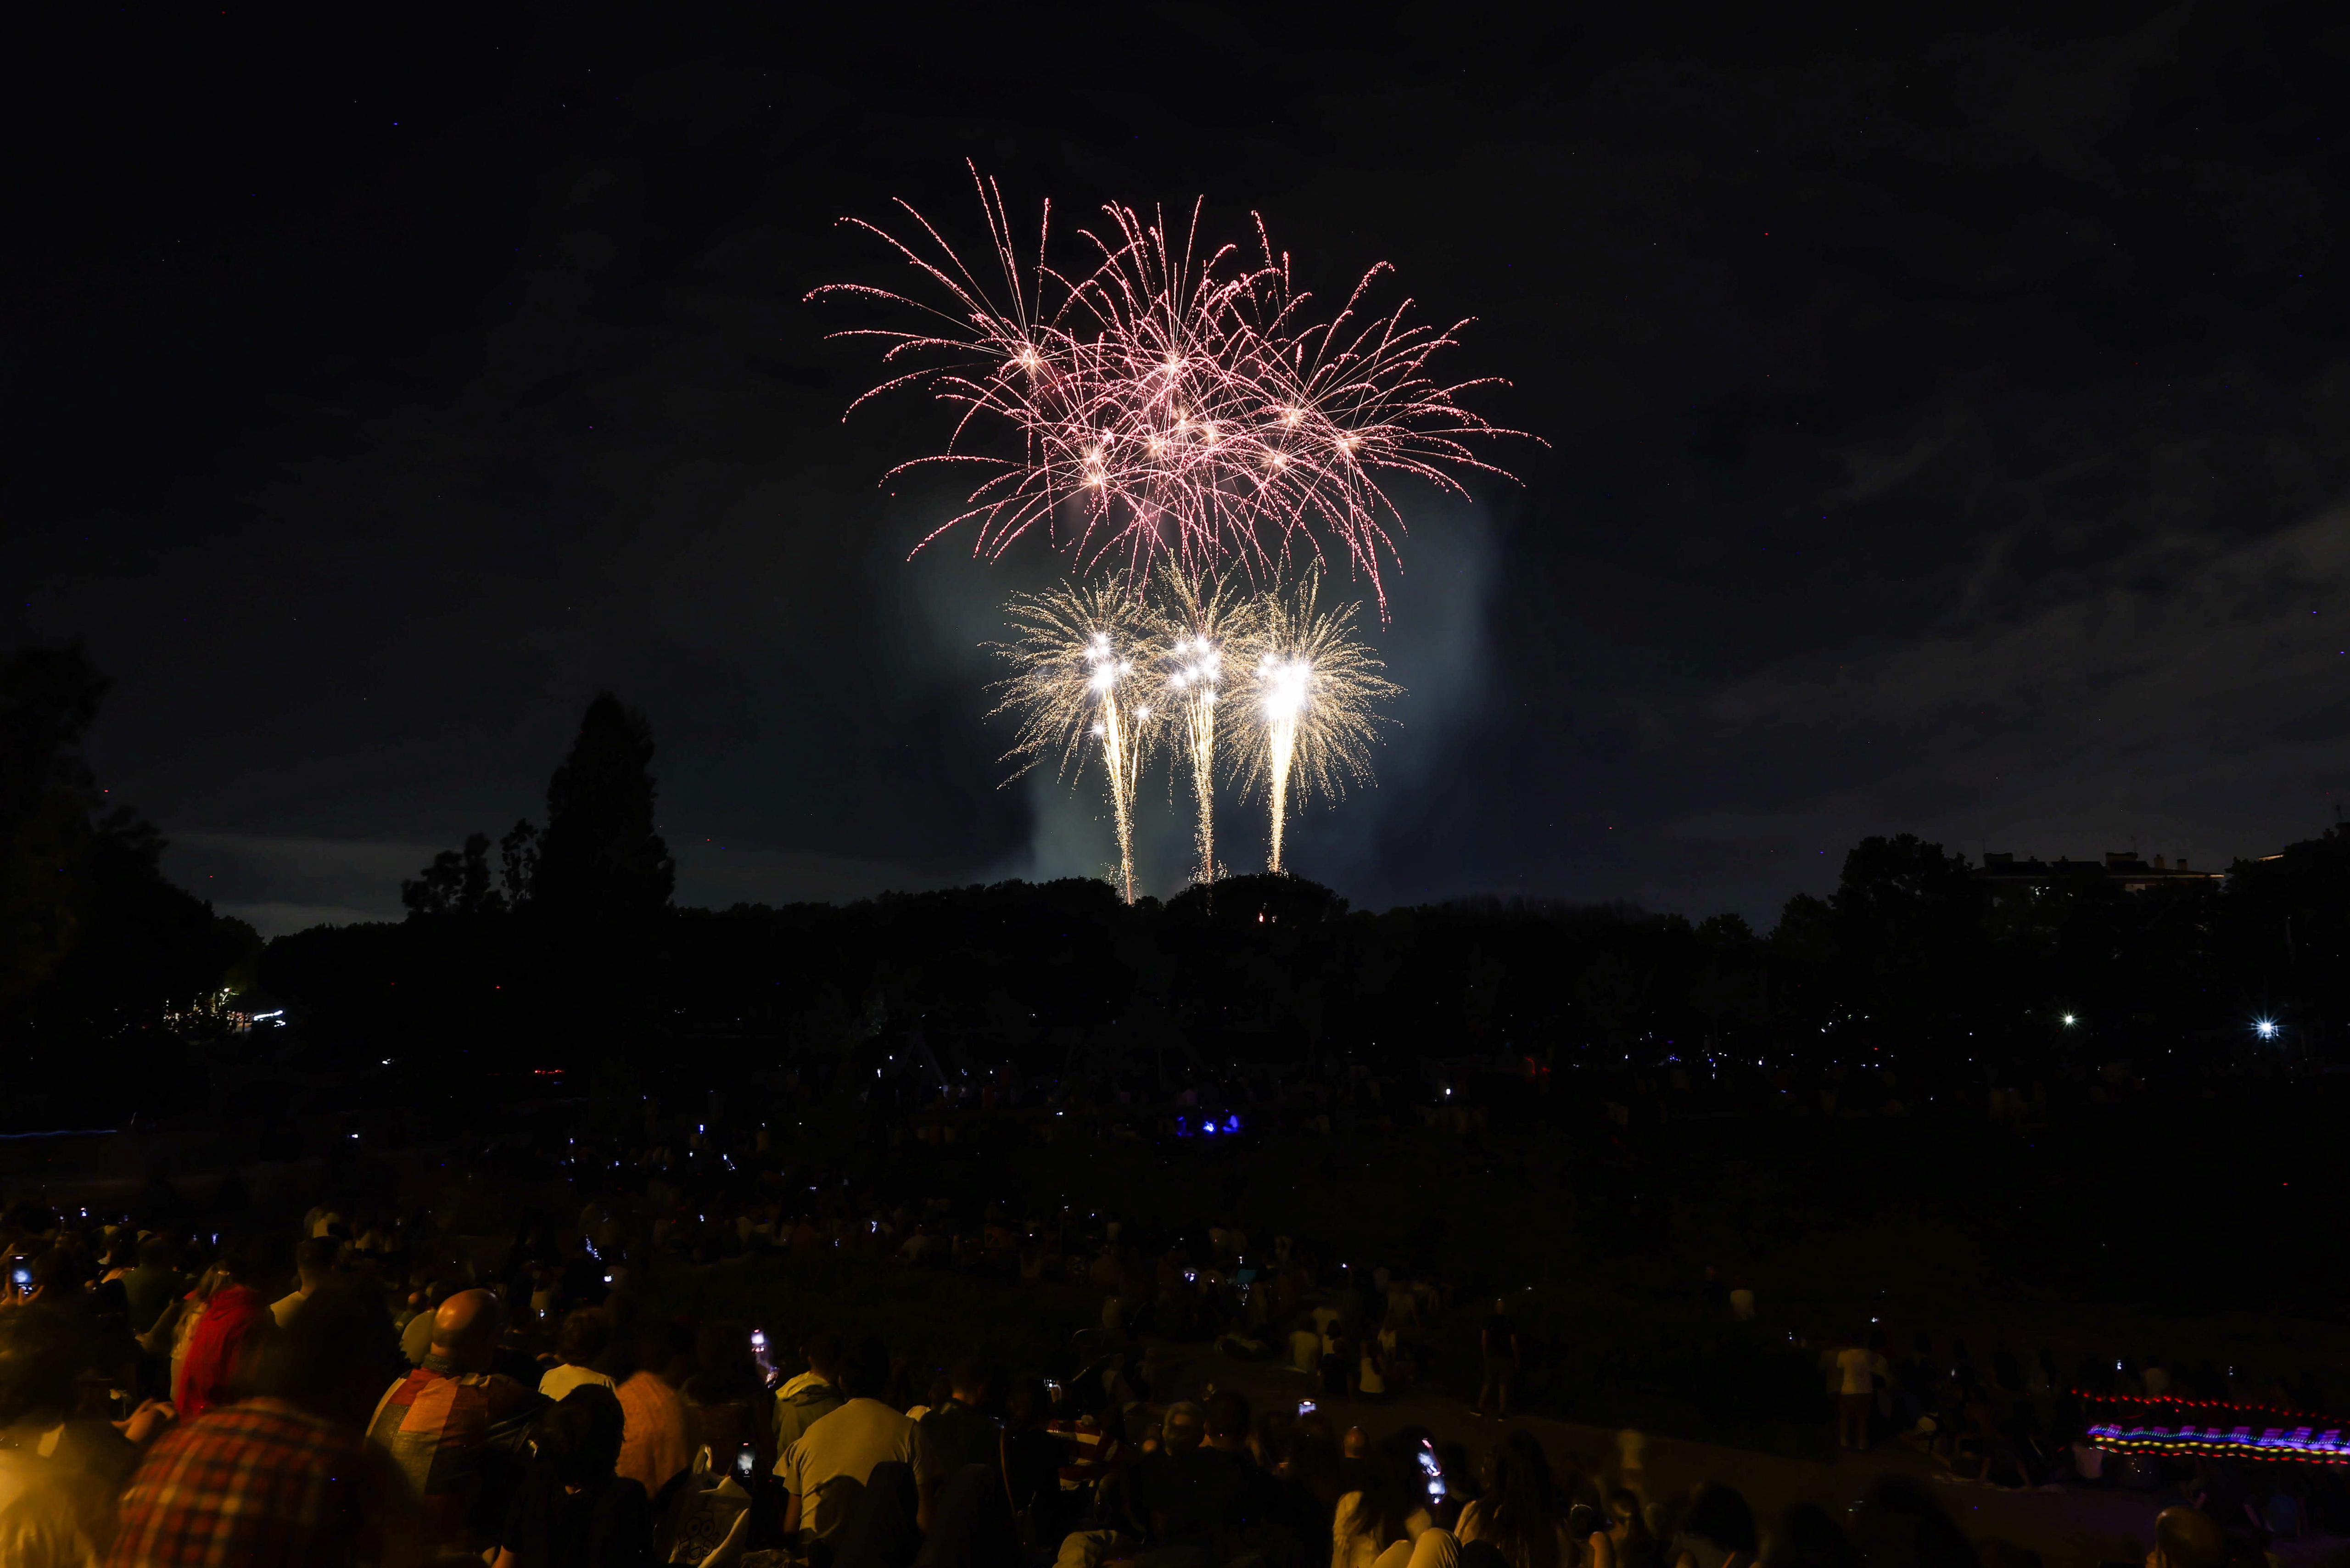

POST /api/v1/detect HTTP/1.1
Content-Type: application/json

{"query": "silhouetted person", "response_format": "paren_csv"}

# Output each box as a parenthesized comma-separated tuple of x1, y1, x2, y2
(492, 1384, 653, 1568)
(111, 1282, 425, 1565)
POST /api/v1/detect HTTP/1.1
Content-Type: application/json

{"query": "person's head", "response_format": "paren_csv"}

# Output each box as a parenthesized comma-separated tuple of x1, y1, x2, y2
(1608, 1489, 1652, 1543)
(1204, 1389, 1250, 1451)
(804, 1330, 844, 1383)
(2149, 1508, 2228, 1568)
(136, 1234, 173, 1272)
(220, 1234, 274, 1288)
(1005, 1377, 1050, 1432)
(557, 1307, 610, 1368)
(1347, 1437, 1432, 1547)
(252, 1281, 401, 1428)
(430, 1288, 505, 1373)
(27, 1248, 78, 1298)
(1488, 1429, 1560, 1516)
(1680, 1484, 1758, 1568)
(1285, 1410, 1343, 1499)
(1161, 1400, 1205, 1452)
(948, 1355, 992, 1406)
(535, 1383, 627, 1487)
(1343, 1424, 1371, 1459)
(293, 1236, 339, 1291)
(650, 1319, 696, 1385)
(842, 1334, 891, 1400)
(593, 1292, 643, 1382)
(694, 1321, 757, 1394)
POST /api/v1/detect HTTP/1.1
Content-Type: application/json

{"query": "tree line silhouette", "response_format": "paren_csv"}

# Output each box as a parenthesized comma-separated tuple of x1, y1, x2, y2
(5, 643, 2346, 1122)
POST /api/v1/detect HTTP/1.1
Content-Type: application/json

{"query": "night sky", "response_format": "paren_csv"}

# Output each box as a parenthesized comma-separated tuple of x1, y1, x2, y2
(10, 3, 2348, 935)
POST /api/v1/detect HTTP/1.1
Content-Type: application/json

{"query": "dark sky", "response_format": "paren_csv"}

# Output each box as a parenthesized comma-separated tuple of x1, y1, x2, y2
(9, 2, 2350, 935)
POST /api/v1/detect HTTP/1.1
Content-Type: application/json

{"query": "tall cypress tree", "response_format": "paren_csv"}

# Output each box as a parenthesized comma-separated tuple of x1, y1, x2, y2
(531, 693, 674, 924)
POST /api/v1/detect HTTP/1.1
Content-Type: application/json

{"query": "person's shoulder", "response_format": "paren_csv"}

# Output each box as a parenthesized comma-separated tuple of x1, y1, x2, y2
(473, 1371, 539, 1405)
(602, 1472, 653, 1519)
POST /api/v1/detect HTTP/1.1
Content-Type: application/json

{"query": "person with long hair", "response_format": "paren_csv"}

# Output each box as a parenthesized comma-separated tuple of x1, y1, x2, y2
(1457, 1432, 1570, 1568)
(1334, 1435, 1458, 1568)
(1587, 1487, 1660, 1568)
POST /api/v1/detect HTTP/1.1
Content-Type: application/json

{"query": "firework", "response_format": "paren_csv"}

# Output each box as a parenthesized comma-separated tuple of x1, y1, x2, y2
(814, 165, 1533, 605)
(1241, 573, 1399, 874)
(1147, 567, 1259, 886)
(993, 584, 1159, 903)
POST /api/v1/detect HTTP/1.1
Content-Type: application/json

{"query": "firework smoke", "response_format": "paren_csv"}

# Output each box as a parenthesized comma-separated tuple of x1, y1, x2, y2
(1148, 568, 1259, 886)
(994, 584, 1158, 903)
(1242, 573, 1399, 874)
(815, 165, 1534, 607)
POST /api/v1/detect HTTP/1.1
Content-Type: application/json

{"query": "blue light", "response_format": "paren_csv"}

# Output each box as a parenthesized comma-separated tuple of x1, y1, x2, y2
(2255, 1019, 2280, 1041)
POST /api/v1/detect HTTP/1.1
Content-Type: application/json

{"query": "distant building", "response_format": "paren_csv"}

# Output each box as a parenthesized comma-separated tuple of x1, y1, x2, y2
(1976, 851, 2226, 893)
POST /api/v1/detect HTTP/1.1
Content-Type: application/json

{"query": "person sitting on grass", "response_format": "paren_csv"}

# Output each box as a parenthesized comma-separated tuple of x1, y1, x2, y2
(493, 1384, 653, 1568)
(538, 1308, 616, 1402)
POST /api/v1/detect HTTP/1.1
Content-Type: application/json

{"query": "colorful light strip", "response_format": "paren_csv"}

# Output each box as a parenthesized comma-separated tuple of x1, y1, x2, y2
(2085, 1422, 2350, 1465)
(2079, 1393, 2347, 1465)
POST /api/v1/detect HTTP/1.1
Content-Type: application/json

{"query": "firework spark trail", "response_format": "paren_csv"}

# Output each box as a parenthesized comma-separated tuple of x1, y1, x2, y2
(1241, 573, 1399, 874)
(813, 166, 1537, 606)
(993, 584, 1158, 903)
(1149, 567, 1259, 886)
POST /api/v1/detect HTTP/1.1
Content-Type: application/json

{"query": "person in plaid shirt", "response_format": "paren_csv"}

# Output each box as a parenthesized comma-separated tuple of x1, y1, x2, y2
(366, 1289, 541, 1556)
(109, 1283, 424, 1566)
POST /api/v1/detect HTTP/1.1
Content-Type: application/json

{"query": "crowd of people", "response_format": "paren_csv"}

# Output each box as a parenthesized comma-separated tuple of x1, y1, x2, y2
(0, 1102, 2336, 1568)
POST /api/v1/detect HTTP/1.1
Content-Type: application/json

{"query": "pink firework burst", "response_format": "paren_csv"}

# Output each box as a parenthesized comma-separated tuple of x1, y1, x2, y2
(811, 163, 1535, 609)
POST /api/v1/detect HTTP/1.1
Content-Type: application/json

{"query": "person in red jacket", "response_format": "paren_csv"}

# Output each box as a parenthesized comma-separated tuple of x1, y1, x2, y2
(173, 1243, 274, 1424)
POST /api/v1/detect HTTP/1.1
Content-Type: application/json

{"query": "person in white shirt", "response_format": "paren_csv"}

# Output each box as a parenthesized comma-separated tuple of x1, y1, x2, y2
(539, 1307, 619, 1401)
(1835, 1334, 1888, 1450)
(779, 1343, 917, 1540)
(270, 1237, 340, 1327)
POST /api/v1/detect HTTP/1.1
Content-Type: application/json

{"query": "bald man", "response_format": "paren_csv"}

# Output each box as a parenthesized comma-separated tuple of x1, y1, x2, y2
(368, 1288, 544, 1554)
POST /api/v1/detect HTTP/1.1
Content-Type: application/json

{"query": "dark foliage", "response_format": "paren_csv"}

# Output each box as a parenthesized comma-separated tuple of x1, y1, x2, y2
(0, 646, 260, 1114)
(259, 821, 2350, 1093)
(533, 693, 673, 924)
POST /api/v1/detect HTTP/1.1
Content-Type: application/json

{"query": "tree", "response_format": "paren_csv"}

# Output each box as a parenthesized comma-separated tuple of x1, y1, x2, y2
(1826, 833, 1985, 1049)
(532, 693, 673, 923)
(401, 832, 501, 918)
(1, 645, 259, 1088)
(498, 819, 539, 907)
(1, 647, 110, 1005)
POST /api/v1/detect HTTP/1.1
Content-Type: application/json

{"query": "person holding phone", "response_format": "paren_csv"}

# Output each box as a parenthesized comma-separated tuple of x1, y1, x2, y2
(1334, 1435, 1459, 1568)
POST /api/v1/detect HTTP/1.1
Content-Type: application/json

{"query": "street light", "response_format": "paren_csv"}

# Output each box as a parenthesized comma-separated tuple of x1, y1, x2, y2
(2060, 1013, 2077, 1027)
(2255, 1018, 2280, 1041)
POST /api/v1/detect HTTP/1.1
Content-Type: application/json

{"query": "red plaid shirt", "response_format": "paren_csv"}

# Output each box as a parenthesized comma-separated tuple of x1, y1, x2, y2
(106, 1398, 409, 1566)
